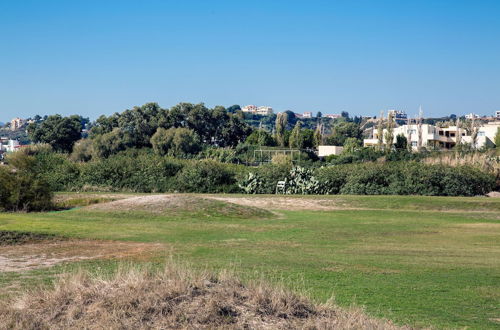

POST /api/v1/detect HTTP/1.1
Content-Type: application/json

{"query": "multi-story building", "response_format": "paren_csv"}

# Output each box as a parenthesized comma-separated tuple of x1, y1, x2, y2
(495, 110, 500, 119)
(10, 117, 25, 131)
(302, 112, 312, 119)
(325, 114, 341, 119)
(364, 122, 500, 150)
(241, 105, 273, 116)
(387, 110, 408, 120)
(256, 106, 273, 116)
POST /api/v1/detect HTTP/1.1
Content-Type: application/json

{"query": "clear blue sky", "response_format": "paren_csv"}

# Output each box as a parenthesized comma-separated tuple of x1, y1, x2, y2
(1, 0, 499, 122)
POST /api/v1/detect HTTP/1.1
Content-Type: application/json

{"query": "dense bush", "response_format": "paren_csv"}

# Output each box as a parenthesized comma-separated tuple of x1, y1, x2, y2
(316, 162, 495, 196)
(0, 153, 53, 212)
(174, 159, 241, 193)
(79, 150, 184, 192)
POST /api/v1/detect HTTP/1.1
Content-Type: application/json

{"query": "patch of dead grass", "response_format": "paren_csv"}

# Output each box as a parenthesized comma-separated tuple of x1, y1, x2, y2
(0, 240, 163, 273)
(0, 262, 409, 329)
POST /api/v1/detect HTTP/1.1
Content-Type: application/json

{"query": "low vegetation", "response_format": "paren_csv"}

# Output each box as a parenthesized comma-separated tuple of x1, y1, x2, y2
(1, 194, 499, 328)
(0, 262, 406, 330)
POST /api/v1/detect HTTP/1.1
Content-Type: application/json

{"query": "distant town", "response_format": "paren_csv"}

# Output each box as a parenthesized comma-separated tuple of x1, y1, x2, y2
(1, 105, 500, 159)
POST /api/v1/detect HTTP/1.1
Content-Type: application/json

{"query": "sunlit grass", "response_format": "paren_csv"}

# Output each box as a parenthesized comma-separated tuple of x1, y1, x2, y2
(0, 194, 499, 329)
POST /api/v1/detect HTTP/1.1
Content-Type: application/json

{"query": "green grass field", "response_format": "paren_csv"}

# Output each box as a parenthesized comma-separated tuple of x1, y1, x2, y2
(0, 194, 499, 329)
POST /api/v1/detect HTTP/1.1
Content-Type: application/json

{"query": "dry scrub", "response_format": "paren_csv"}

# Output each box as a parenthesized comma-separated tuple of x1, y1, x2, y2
(0, 262, 408, 329)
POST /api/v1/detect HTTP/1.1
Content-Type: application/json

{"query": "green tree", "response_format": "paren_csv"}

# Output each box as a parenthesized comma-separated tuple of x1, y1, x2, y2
(70, 139, 94, 162)
(275, 112, 288, 147)
(245, 130, 275, 146)
(316, 111, 322, 118)
(289, 121, 304, 148)
(313, 123, 323, 147)
(28, 115, 82, 152)
(342, 137, 361, 153)
(495, 127, 500, 147)
(325, 122, 361, 146)
(151, 127, 201, 157)
(394, 134, 408, 150)
(92, 128, 131, 159)
(384, 112, 395, 151)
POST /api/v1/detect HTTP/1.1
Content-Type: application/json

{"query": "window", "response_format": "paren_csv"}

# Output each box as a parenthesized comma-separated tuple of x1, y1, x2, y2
(407, 129, 416, 134)
(411, 141, 417, 147)
(478, 131, 485, 136)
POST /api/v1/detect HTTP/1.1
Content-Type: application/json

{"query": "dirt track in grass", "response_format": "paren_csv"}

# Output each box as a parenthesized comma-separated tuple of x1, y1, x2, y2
(0, 240, 163, 273)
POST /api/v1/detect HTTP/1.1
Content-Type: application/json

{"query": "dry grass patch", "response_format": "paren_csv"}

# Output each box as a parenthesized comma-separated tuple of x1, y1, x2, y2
(0, 262, 408, 329)
(207, 196, 350, 211)
(0, 240, 163, 273)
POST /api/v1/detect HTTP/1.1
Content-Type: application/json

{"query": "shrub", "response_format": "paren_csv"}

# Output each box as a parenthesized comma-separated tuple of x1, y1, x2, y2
(151, 127, 201, 157)
(174, 160, 239, 193)
(70, 139, 94, 162)
(0, 154, 53, 212)
(316, 162, 495, 196)
(79, 150, 184, 192)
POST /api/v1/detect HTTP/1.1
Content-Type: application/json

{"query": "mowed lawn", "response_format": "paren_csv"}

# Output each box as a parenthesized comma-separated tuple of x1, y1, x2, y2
(0, 194, 499, 329)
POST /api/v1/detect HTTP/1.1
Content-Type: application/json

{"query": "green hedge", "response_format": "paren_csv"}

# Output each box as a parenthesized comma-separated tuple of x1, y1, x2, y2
(14, 148, 496, 197)
(316, 162, 495, 196)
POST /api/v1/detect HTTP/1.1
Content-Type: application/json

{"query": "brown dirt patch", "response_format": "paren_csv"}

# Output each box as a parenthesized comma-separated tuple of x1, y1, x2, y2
(206, 196, 347, 211)
(0, 240, 163, 273)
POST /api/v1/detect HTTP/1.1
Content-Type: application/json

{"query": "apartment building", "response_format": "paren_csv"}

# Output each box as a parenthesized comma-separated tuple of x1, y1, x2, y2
(241, 105, 273, 116)
(364, 122, 500, 150)
(10, 117, 25, 131)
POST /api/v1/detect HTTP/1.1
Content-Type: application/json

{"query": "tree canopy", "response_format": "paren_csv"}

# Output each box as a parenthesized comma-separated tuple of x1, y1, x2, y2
(28, 115, 83, 152)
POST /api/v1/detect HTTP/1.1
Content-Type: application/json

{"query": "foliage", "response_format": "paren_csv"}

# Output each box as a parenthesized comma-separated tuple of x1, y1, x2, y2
(342, 137, 361, 154)
(79, 150, 184, 193)
(325, 122, 362, 146)
(394, 134, 408, 150)
(285, 166, 323, 194)
(92, 128, 131, 159)
(0, 153, 53, 211)
(174, 159, 239, 193)
(238, 172, 263, 194)
(288, 121, 304, 148)
(275, 112, 288, 147)
(28, 115, 83, 152)
(91, 102, 251, 152)
(245, 130, 275, 146)
(317, 162, 495, 196)
(70, 139, 94, 162)
(326, 147, 384, 164)
(495, 127, 500, 147)
(151, 127, 201, 157)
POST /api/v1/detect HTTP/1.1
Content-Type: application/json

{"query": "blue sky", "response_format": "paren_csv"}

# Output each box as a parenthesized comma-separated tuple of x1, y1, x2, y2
(1, 0, 499, 122)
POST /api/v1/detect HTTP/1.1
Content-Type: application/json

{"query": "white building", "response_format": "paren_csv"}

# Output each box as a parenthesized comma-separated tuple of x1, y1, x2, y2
(241, 105, 273, 116)
(317, 145, 343, 157)
(302, 112, 312, 119)
(465, 113, 479, 119)
(364, 122, 500, 150)
(495, 110, 500, 119)
(325, 114, 341, 119)
(0, 139, 20, 152)
(256, 106, 273, 116)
